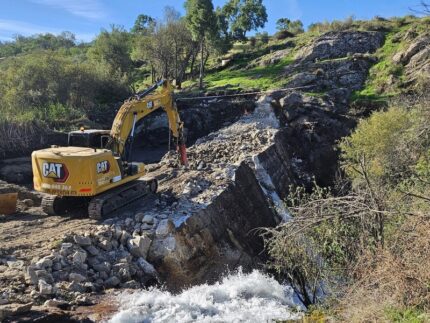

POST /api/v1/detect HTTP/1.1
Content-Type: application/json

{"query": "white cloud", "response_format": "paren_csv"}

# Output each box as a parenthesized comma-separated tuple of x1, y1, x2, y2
(30, 0, 107, 20)
(0, 19, 95, 42)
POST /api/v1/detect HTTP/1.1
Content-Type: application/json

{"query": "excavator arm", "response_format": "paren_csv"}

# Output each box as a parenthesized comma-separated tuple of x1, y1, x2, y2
(109, 80, 187, 165)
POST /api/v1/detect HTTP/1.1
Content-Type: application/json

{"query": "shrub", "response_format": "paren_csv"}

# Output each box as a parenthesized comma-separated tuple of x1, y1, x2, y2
(262, 182, 384, 307)
(274, 30, 295, 40)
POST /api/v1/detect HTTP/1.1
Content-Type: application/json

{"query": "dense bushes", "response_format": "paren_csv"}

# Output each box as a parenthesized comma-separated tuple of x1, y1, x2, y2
(0, 51, 130, 128)
(0, 32, 78, 57)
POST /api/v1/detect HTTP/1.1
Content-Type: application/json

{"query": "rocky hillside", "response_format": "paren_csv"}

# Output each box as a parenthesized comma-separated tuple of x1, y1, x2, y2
(0, 16, 429, 321)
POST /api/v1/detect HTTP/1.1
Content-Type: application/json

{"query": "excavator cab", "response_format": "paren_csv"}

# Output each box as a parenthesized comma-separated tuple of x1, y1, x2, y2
(68, 129, 111, 149)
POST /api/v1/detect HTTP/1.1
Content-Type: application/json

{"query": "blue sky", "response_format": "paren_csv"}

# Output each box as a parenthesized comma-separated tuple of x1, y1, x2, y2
(0, 0, 423, 42)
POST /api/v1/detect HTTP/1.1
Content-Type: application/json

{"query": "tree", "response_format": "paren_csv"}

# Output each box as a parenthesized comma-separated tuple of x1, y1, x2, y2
(222, 0, 268, 40)
(276, 18, 304, 34)
(410, 1, 430, 15)
(88, 25, 133, 78)
(133, 7, 197, 87)
(131, 14, 155, 34)
(185, 0, 217, 89)
(276, 18, 291, 31)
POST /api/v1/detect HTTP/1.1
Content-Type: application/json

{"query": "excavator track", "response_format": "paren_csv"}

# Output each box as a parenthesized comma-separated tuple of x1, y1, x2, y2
(41, 195, 86, 216)
(88, 178, 158, 219)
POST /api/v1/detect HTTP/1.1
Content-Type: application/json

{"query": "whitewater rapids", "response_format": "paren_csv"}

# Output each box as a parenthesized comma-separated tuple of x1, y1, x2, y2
(109, 270, 303, 323)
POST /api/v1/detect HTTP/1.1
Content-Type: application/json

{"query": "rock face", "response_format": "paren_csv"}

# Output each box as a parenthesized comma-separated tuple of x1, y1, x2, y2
(281, 31, 385, 107)
(394, 33, 430, 85)
(296, 31, 384, 62)
(133, 97, 255, 163)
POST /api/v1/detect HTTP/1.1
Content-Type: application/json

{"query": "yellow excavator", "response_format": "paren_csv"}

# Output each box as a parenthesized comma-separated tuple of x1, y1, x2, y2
(31, 80, 188, 219)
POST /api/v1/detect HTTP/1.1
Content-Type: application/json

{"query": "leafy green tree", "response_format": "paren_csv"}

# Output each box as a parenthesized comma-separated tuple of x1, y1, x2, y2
(276, 18, 291, 31)
(88, 25, 133, 78)
(276, 18, 304, 34)
(131, 14, 155, 34)
(185, 0, 217, 89)
(222, 0, 267, 40)
(0, 32, 77, 57)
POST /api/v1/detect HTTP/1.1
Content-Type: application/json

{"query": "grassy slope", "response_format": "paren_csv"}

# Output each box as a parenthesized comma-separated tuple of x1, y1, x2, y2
(183, 32, 318, 91)
(184, 16, 429, 102)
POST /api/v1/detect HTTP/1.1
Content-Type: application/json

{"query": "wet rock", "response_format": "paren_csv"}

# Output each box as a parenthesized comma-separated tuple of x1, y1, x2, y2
(122, 280, 141, 289)
(137, 258, 157, 276)
(75, 295, 93, 306)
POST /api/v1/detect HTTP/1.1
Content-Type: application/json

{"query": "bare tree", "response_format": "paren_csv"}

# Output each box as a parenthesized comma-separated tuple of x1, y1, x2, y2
(410, 1, 430, 15)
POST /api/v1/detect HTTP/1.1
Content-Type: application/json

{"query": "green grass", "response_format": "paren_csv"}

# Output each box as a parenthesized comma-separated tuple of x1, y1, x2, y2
(183, 32, 320, 91)
(385, 307, 430, 323)
(203, 56, 295, 90)
(353, 23, 415, 102)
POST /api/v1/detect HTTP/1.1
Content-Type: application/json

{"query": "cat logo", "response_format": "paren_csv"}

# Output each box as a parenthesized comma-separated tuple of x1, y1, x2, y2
(42, 162, 69, 183)
(96, 160, 110, 174)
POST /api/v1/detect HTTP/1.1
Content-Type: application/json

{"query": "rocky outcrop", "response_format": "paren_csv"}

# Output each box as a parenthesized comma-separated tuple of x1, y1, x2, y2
(295, 31, 384, 62)
(393, 33, 430, 86)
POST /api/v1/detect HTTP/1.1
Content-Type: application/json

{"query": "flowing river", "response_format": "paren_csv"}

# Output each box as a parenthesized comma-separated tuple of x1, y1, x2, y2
(109, 270, 303, 323)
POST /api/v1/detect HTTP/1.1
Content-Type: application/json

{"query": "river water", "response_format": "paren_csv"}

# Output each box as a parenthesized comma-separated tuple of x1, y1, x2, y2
(109, 270, 303, 323)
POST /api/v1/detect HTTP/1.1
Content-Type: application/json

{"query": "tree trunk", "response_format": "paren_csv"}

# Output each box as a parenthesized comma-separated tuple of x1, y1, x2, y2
(190, 52, 196, 80)
(199, 38, 205, 90)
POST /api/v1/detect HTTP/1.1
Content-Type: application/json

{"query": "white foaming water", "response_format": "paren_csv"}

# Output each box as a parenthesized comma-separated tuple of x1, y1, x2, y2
(110, 270, 303, 323)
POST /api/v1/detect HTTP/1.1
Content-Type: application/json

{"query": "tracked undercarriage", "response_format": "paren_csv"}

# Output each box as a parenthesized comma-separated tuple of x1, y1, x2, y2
(41, 178, 158, 219)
